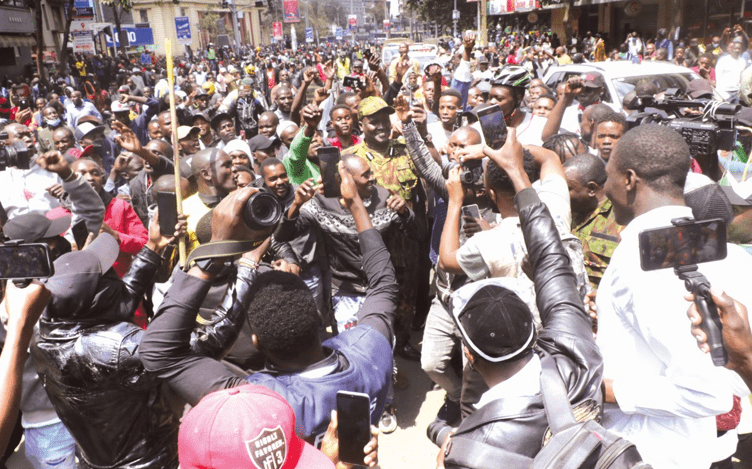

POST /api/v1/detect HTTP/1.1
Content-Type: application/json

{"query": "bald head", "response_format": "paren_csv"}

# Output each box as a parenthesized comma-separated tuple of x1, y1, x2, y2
(146, 139, 174, 160)
(453, 126, 482, 145)
(191, 147, 227, 175)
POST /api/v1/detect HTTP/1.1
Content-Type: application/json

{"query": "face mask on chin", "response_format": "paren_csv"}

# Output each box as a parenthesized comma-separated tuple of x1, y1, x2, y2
(45, 118, 61, 127)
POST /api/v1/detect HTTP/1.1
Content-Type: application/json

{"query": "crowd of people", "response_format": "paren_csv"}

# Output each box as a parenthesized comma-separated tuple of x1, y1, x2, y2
(3, 24, 752, 469)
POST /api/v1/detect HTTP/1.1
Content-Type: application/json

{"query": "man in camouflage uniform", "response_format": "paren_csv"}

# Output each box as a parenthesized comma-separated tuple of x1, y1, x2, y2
(344, 96, 426, 363)
(564, 154, 622, 290)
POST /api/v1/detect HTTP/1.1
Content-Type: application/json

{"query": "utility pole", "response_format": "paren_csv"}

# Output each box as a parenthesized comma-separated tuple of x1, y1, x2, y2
(452, 0, 458, 38)
(350, 0, 355, 45)
(230, 0, 241, 53)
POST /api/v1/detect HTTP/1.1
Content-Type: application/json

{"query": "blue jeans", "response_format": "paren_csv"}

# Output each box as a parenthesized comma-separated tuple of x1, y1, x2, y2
(24, 421, 76, 469)
(331, 292, 366, 333)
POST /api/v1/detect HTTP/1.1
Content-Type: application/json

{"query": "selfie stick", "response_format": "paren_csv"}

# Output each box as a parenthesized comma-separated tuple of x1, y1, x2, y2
(675, 265, 728, 366)
(165, 38, 187, 267)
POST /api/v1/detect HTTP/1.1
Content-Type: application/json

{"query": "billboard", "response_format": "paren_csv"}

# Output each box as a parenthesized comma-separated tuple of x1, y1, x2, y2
(175, 16, 192, 44)
(305, 27, 314, 43)
(105, 27, 155, 47)
(283, 0, 300, 23)
(272, 22, 283, 40)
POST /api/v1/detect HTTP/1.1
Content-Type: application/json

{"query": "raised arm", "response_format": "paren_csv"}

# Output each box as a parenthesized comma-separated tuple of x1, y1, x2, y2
(541, 76, 582, 142)
(339, 164, 398, 343)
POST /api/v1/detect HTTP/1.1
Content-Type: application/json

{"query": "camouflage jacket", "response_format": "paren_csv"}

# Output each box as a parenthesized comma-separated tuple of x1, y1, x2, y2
(572, 198, 622, 289)
(344, 139, 419, 202)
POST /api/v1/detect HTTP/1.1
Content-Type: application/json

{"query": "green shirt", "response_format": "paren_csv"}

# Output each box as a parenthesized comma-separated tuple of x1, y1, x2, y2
(283, 126, 321, 186)
(344, 139, 419, 202)
(572, 198, 622, 289)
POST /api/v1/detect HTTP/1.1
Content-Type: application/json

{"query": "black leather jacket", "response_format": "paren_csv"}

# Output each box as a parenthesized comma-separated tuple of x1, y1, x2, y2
(428, 188, 604, 464)
(30, 247, 253, 469)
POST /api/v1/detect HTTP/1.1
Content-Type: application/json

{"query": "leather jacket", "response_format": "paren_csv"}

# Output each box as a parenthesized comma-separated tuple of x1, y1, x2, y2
(428, 189, 604, 464)
(30, 247, 177, 469)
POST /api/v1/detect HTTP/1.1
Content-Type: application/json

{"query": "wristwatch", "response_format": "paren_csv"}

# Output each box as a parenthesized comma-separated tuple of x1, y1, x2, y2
(193, 257, 225, 275)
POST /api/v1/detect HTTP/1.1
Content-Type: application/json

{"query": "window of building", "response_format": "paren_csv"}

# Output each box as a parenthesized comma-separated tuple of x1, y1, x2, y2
(139, 9, 149, 23)
(181, 8, 187, 17)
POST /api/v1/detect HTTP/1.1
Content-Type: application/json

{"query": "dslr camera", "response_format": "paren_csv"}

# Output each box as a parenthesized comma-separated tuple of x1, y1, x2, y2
(0, 131, 32, 171)
(242, 188, 284, 231)
(444, 160, 484, 189)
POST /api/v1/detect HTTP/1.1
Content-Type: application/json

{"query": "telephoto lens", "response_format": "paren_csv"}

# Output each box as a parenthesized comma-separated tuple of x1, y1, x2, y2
(242, 190, 284, 231)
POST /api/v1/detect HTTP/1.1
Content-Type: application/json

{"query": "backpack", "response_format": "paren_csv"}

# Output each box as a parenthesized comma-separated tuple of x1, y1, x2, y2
(444, 353, 652, 469)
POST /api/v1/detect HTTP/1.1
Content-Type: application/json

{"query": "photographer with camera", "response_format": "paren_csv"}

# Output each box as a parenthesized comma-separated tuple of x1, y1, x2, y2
(596, 124, 752, 469)
(141, 163, 398, 447)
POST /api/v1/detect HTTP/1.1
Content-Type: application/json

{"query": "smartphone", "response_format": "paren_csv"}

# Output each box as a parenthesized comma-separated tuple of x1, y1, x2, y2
(461, 204, 482, 221)
(336, 391, 371, 466)
(317, 146, 341, 198)
(363, 48, 372, 60)
(638, 218, 727, 271)
(157, 191, 178, 237)
(71, 219, 89, 251)
(0, 243, 54, 280)
(343, 76, 361, 90)
(477, 104, 507, 150)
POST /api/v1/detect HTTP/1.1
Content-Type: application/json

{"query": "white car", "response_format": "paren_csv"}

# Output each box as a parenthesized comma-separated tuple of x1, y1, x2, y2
(542, 61, 714, 111)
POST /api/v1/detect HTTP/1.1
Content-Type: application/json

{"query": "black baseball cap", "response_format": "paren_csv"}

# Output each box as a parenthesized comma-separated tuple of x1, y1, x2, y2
(3, 213, 71, 243)
(248, 134, 279, 152)
(452, 279, 536, 363)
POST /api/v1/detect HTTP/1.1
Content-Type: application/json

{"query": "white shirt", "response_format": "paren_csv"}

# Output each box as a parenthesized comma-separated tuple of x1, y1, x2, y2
(596, 205, 751, 469)
(0, 165, 61, 219)
(427, 121, 452, 152)
(476, 354, 542, 409)
(715, 54, 747, 95)
(456, 176, 574, 323)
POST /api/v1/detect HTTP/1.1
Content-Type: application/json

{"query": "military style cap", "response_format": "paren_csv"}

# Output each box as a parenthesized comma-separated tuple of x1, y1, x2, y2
(358, 96, 394, 120)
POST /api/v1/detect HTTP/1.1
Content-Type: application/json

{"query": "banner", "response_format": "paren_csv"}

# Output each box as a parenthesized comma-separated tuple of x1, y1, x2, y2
(272, 22, 283, 40)
(105, 27, 155, 47)
(383, 19, 389, 32)
(305, 27, 314, 43)
(347, 15, 357, 33)
(175, 16, 191, 44)
(335, 27, 343, 41)
(66, 0, 93, 20)
(72, 30, 95, 54)
(283, 0, 300, 23)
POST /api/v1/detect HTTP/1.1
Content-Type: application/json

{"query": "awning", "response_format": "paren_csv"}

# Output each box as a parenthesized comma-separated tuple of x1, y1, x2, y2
(0, 34, 36, 48)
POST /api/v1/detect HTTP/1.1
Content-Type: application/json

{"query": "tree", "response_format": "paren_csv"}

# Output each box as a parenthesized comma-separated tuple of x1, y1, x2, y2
(57, 0, 76, 80)
(404, 0, 476, 36)
(100, 0, 133, 56)
(24, 0, 50, 83)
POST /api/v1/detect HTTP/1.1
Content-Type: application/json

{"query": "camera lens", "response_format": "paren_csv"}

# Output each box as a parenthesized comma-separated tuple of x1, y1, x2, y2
(460, 170, 475, 185)
(242, 190, 283, 231)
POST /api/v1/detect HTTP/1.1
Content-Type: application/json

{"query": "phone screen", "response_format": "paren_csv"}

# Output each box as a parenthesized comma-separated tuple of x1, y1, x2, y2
(477, 104, 507, 150)
(71, 220, 89, 251)
(336, 391, 371, 465)
(317, 146, 341, 198)
(157, 191, 179, 237)
(0, 244, 54, 280)
(638, 219, 727, 271)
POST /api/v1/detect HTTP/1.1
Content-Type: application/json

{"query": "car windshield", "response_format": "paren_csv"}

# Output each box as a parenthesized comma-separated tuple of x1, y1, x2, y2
(611, 73, 696, 103)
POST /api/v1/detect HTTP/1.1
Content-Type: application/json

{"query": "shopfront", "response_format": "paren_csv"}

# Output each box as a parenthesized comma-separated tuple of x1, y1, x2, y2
(0, 1, 36, 79)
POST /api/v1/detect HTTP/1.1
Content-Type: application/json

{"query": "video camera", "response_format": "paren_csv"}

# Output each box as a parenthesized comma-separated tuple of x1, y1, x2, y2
(0, 131, 32, 171)
(625, 88, 739, 161)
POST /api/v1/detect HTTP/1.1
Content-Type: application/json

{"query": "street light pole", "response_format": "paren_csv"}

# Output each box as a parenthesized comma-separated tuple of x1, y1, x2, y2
(230, 0, 241, 53)
(453, 0, 458, 38)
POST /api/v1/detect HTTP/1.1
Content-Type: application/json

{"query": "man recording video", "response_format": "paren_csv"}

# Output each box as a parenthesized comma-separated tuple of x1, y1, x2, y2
(596, 124, 752, 469)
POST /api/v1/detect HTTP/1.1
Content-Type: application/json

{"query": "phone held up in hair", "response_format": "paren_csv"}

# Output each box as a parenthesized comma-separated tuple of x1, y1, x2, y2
(342, 76, 362, 90)
(0, 243, 54, 281)
(638, 218, 727, 271)
(317, 146, 341, 198)
(336, 391, 371, 466)
(476, 103, 507, 151)
(157, 191, 179, 237)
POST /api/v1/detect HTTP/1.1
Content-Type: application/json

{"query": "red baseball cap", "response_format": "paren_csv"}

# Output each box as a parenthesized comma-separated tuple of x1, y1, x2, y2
(178, 385, 335, 469)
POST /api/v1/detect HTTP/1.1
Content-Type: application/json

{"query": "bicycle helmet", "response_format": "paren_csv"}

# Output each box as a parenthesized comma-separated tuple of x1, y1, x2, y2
(491, 66, 531, 89)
